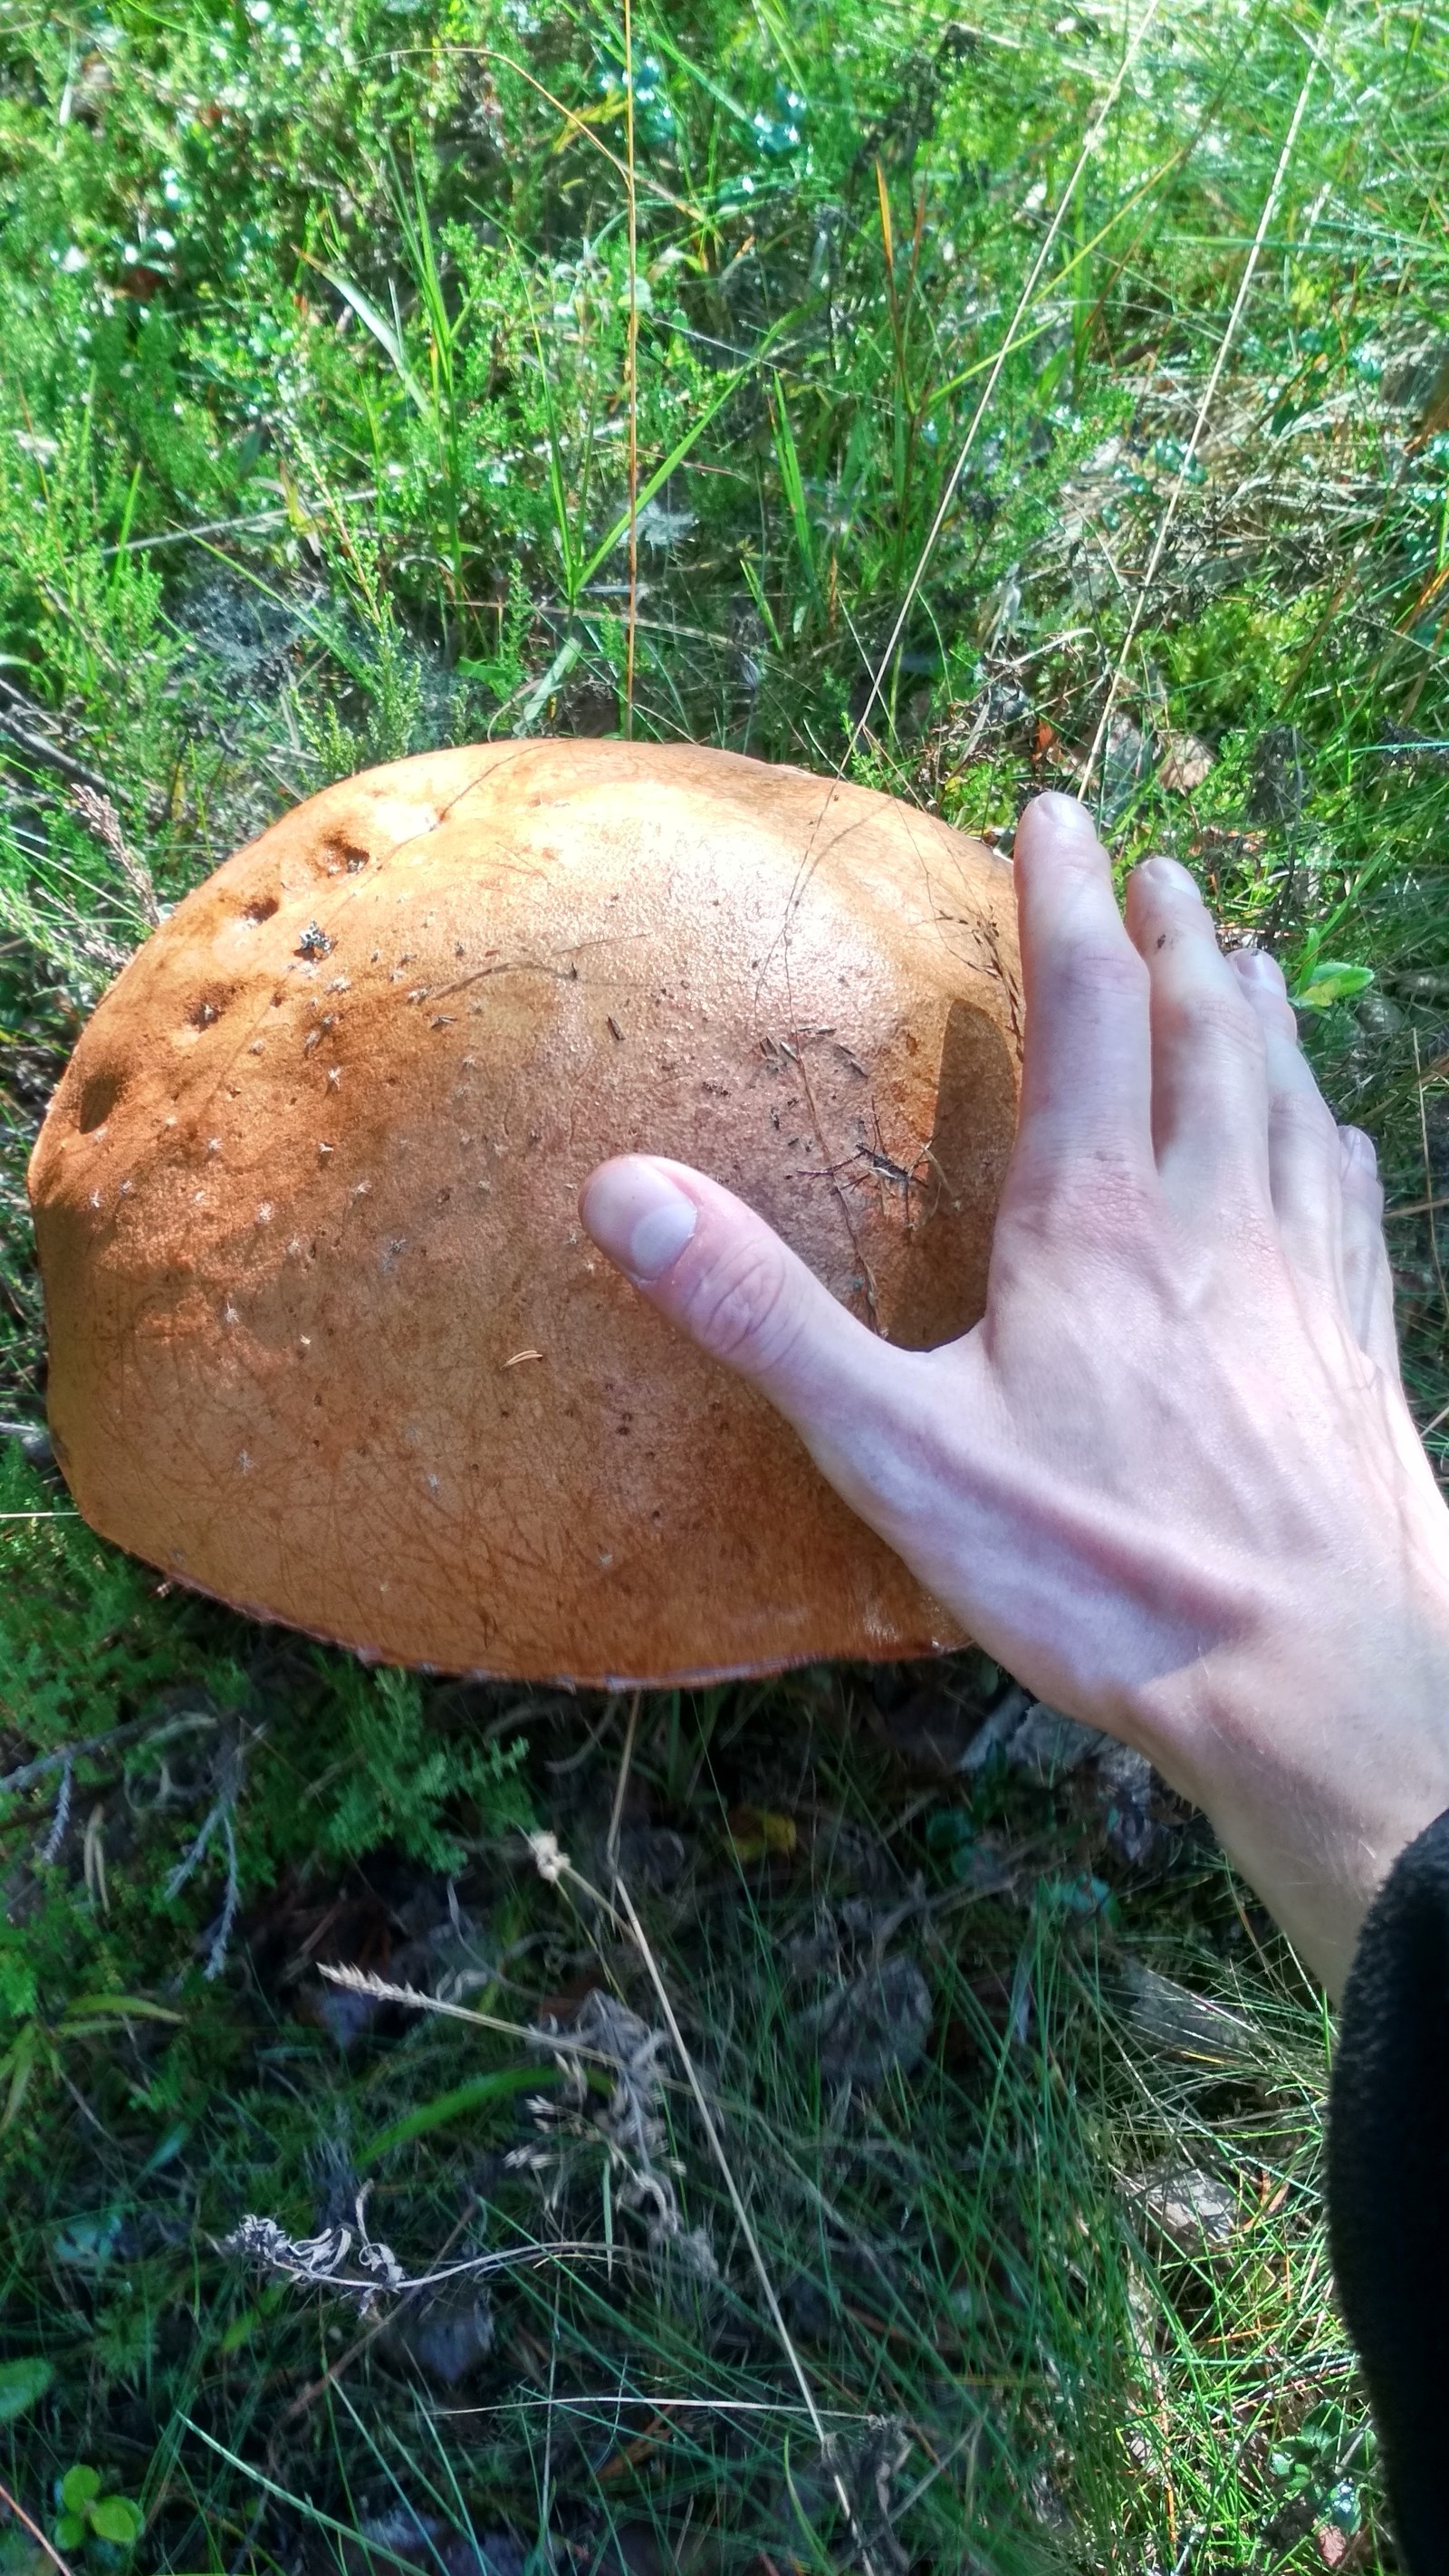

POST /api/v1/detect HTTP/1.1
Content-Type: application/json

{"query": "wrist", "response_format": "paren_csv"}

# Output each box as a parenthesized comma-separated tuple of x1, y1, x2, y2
(1130, 1572, 1449, 1997)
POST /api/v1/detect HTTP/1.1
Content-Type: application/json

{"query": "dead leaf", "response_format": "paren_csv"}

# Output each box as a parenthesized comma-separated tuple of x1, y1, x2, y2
(1131, 2160, 1239, 2252)
(1118, 1961, 1263, 2067)
(1158, 730, 1215, 792)
(1007, 1703, 1104, 1780)
(725, 1806, 797, 1862)
(795, 1956, 931, 2085)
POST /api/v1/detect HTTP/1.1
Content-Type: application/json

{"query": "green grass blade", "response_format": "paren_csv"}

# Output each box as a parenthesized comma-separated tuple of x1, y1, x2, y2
(360, 2064, 554, 2165)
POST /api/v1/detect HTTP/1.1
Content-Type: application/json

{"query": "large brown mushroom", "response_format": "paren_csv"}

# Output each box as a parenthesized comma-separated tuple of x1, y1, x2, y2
(28, 740, 1022, 1684)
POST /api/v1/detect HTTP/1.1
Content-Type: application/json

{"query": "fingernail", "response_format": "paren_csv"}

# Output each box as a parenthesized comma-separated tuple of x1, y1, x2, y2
(1033, 791, 1098, 835)
(1135, 853, 1199, 897)
(1341, 1125, 1377, 1173)
(581, 1158, 698, 1281)
(1233, 946, 1286, 990)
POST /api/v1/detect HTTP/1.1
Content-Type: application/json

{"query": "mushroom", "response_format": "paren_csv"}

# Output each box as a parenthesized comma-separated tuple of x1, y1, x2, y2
(28, 739, 1022, 1685)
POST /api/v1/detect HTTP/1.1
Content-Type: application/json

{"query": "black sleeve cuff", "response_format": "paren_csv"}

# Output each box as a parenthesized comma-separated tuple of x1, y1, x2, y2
(1328, 1806, 1449, 2572)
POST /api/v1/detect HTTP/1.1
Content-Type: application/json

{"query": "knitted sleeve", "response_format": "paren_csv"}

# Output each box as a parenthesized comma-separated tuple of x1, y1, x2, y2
(1327, 1807, 1449, 2572)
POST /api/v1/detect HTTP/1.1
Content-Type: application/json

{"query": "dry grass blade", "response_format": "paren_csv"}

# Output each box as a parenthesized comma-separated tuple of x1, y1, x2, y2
(315, 1962, 642, 2071)
(610, 1873, 886, 2576)
(0, 2475, 80, 2576)
(606, 1686, 642, 1869)
(849, 0, 1166, 757)
(1081, 28, 1329, 797)
(223, 2207, 600, 2300)
(1413, 1028, 1449, 1329)
(623, 0, 639, 730)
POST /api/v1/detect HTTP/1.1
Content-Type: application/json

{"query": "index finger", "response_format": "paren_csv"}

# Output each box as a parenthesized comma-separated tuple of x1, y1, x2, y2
(1008, 792, 1155, 1186)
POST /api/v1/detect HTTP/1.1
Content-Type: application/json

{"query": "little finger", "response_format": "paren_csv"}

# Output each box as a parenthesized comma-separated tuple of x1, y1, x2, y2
(1339, 1124, 1403, 1381)
(1230, 947, 1348, 1310)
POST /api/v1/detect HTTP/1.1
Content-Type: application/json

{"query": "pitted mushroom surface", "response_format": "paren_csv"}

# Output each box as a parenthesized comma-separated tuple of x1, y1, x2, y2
(29, 739, 1022, 1683)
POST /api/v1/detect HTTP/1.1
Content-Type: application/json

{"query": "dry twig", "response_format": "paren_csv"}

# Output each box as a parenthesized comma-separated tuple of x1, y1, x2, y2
(0, 2474, 79, 2576)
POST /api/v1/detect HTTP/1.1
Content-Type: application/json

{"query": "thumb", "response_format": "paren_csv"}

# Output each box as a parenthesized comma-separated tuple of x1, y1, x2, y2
(578, 1154, 922, 1512)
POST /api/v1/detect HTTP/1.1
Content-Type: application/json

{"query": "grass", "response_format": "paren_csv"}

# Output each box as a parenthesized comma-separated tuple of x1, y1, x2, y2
(2, 0, 1448, 2564)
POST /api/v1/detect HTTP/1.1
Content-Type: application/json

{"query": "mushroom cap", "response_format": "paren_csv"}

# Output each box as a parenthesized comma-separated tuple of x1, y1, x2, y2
(28, 740, 1021, 1685)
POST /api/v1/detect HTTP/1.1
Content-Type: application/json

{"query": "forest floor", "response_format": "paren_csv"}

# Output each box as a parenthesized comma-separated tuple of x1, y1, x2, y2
(3, 0, 1449, 2567)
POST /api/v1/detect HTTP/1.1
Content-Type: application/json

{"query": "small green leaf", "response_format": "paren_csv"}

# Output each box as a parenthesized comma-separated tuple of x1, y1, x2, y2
(0, 2358, 53, 2422)
(61, 2465, 101, 2514)
(0, 1933, 39, 2023)
(0, 2025, 38, 2135)
(90, 2496, 143, 2546)
(1326, 2478, 1362, 2534)
(53, 2516, 86, 2552)
(1291, 960, 1375, 1009)
(62, 1994, 182, 2025)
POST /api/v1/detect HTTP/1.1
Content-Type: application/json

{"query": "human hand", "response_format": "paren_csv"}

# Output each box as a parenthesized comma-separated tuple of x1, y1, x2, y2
(580, 792, 1449, 1995)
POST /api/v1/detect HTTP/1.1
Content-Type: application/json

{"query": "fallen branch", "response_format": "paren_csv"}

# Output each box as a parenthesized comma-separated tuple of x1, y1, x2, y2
(0, 1706, 221, 1800)
(0, 680, 114, 796)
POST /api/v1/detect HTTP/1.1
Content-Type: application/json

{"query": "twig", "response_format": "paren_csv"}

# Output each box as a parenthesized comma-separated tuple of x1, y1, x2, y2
(0, 2474, 79, 2576)
(0, 1707, 218, 1800)
(435, 2391, 867, 2421)
(272, 2196, 482, 2439)
(205, 1812, 240, 1980)
(436, 46, 700, 224)
(543, 1695, 620, 1775)
(0, 713, 112, 793)
(39, 1760, 72, 1865)
(890, 2421, 979, 2523)
(99, 486, 378, 560)
(162, 1724, 247, 1977)
(1385, 1193, 1449, 1220)
(225, 2203, 600, 2305)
